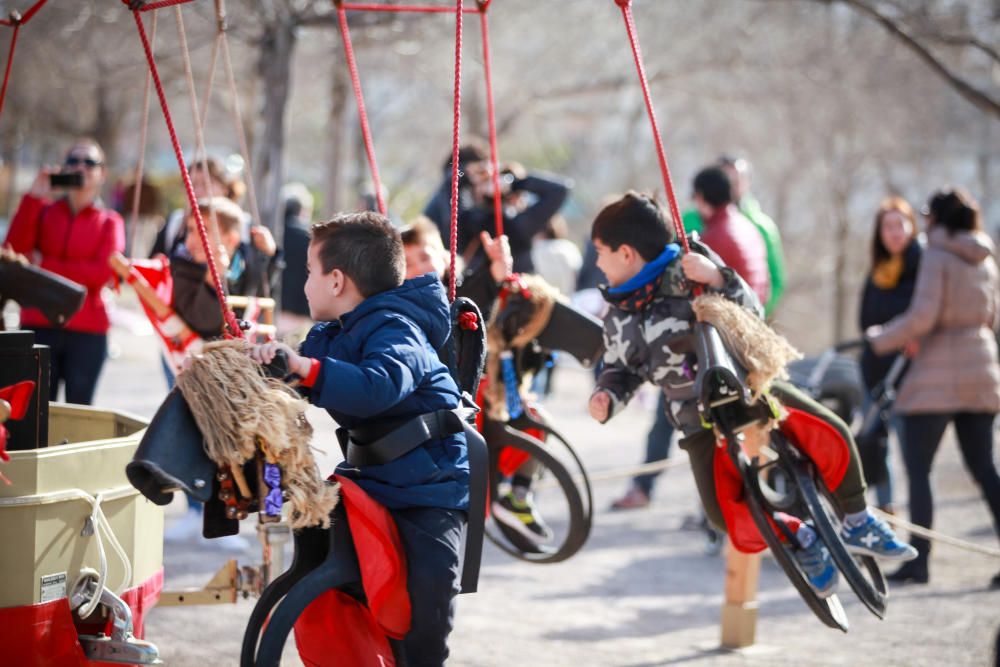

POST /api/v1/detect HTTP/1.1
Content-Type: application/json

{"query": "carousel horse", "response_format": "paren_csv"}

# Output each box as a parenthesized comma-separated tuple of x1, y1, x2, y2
(0, 247, 86, 328)
(126, 297, 488, 667)
(479, 274, 605, 562)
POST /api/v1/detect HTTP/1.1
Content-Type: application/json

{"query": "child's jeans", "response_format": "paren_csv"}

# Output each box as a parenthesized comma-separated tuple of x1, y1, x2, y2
(390, 506, 466, 667)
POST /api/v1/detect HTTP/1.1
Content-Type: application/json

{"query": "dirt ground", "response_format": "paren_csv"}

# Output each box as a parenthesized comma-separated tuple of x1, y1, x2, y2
(90, 310, 1000, 667)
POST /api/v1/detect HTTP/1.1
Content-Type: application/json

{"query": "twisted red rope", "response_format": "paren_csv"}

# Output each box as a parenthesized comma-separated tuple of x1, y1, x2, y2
(340, 3, 480, 13)
(137, 0, 198, 12)
(129, 7, 242, 337)
(615, 0, 689, 254)
(0, 24, 19, 121)
(336, 2, 386, 215)
(478, 4, 503, 238)
(0, 0, 47, 27)
(447, 0, 464, 303)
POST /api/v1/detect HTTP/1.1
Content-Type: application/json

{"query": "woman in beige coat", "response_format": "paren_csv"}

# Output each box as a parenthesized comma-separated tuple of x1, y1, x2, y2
(868, 187, 1000, 586)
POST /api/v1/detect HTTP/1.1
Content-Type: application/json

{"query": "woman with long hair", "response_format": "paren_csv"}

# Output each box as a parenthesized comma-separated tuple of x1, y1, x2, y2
(859, 197, 923, 513)
(867, 187, 1000, 586)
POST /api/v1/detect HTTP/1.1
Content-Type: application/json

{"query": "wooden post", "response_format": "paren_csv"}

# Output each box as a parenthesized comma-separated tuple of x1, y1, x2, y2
(720, 426, 766, 649)
(720, 541, 762, 648)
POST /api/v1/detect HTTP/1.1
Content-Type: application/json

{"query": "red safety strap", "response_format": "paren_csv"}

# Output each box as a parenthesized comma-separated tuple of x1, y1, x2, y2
(126, 2, 242, 338)
(477, 0, 503, 238)
(447, 0, 464, 303)
(614, 0, 690, 254)
(334, 1, 386, 216)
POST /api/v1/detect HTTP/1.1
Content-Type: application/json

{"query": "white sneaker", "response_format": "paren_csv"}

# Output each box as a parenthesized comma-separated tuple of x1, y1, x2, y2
(163, 507, 202, 542)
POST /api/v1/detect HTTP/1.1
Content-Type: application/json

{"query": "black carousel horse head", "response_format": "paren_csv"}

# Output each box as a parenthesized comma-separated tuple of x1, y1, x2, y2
(493, 278, 604, 368)
(0, 251, 86, 327)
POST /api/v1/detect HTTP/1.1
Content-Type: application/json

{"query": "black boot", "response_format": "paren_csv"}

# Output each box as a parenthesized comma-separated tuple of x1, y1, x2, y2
(990, 570, 1000, 590)
(887, 558, 929, 584)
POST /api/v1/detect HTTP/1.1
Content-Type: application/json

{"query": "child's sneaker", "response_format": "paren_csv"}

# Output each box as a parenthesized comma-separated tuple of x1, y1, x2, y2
(792, 539, 839, 598)
(841, 514, 918, 561)
(492, 490, 553, 544)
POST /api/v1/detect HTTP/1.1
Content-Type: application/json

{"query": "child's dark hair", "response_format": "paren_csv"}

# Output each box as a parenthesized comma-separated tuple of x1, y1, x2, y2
(590, 191, 673, 262)
(925, 186, 981, 235)
(310, 212, 405, 297)
(693, 166, 733, 208)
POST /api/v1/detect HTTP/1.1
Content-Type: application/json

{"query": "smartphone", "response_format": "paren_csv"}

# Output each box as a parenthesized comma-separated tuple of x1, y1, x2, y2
(49, 172, 84, 189)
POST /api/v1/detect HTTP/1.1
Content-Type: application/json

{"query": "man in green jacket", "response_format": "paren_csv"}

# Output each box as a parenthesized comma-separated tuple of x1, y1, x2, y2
(681, 156, 786, 318)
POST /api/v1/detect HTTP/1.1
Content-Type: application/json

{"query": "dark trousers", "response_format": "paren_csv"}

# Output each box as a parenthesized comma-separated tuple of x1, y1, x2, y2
(390, 506, 465, 667)
(900, 412, 1000, 562)
(634, 393, 675, 496)
(31, 328, 107, 405)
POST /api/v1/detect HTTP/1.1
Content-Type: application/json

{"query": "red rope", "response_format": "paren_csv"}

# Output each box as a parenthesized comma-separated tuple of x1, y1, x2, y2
(614, 0, 689, 254)
(0, 0, 48, 27)
(340, 3, 480, 13)
(336, 2, 386, 215)
(137, 0, 198, 12)
(128, 6, 242, 338)
(0, 24, 19, 121)
(478, 3, 503, 238)
(447, 0, 464, 303)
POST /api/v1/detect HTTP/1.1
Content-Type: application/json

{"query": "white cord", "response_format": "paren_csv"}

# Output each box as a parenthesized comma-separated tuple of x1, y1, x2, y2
(0, 486, 135, 616)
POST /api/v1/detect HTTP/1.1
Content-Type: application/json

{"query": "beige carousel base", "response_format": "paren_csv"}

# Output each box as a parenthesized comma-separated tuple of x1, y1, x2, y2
(0, 402, 162, 608)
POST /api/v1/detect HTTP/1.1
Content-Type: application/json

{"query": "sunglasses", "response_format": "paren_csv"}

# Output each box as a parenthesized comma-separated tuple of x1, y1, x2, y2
(65, 156, 102, 168)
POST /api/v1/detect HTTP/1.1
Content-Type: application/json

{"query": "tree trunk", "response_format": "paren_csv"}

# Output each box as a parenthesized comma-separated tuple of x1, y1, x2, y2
(253, 18, 297, 236)
(323, 50, 350, 217)
(830, 183, 852, 344)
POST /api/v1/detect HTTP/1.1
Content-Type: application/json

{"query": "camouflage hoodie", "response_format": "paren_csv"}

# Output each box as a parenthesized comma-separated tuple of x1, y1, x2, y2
(595, 238, 763, 434)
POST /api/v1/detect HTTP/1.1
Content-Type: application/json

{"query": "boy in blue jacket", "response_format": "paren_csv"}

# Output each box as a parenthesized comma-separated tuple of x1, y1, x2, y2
(251, 211, 468, 666)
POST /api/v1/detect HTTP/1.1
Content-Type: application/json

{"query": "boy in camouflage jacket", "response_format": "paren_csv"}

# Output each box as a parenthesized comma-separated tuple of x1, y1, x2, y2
(587, 192, 916, 598)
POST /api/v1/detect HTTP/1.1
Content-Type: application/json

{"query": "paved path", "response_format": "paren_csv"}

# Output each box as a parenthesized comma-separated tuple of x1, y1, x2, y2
(91, 308, 1000, 666)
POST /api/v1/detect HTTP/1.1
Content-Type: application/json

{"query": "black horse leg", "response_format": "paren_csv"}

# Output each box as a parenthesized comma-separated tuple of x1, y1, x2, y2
(239, 524, 332, 666)
(253, 512, 362, 667)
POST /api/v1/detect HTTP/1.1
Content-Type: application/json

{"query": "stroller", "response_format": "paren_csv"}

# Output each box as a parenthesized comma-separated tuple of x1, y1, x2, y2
(788, 340, 909, 489)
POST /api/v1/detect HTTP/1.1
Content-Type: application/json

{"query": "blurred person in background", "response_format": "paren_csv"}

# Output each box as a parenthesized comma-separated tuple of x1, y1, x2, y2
(858, 197, 923, 514)
(532, 214, 582, 297)
(149, 156, 245, 258)
(867, 187, 1000, 587)
(4, 138, 124, 405)
(683, 155, 785, 317)
(278, 182, 314, 342)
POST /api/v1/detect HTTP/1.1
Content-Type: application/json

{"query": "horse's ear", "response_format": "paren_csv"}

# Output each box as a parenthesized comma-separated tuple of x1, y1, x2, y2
(127, 388, 216, 505)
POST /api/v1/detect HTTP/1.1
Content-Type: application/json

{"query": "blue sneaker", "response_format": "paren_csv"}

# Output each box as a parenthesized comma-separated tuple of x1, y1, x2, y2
(792, 537, 839, 598)
(842, 514, 918, 561)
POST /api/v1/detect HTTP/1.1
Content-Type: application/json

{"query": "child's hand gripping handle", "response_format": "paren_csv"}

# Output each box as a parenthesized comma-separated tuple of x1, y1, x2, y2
(261, 349, 291, 379)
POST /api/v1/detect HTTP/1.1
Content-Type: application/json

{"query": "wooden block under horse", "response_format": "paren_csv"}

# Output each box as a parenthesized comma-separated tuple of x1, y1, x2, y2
(720, 542, 762, 649)
(0, 403, 162, 608)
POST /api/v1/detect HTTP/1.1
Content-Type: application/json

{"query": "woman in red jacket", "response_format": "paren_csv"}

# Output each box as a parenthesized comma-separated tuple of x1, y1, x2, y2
(5, 138, 124, 404)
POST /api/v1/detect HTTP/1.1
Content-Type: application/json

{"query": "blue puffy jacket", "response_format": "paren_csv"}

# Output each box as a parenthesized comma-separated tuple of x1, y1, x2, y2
(299, 274, 469, 511)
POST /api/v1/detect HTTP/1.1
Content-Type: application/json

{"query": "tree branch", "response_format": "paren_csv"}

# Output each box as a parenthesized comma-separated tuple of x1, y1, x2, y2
(814, 0, 1000, 119)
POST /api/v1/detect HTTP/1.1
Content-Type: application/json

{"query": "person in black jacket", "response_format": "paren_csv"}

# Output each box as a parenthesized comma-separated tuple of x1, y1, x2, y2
(858, 196, 923, 513)
(278, 183, 314, 341)
(423, 144, 571, 275)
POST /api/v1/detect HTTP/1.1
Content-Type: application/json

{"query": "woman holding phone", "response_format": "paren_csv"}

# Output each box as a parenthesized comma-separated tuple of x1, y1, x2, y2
(5, 138, 124, 405)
